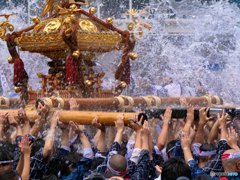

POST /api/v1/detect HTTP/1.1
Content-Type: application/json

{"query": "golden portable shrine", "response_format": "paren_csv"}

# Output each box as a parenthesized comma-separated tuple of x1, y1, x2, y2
(0, 0, 227, 124)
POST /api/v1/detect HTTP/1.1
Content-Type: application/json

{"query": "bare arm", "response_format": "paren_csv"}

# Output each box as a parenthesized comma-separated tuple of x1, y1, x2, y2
(141, 121, 150, 151)
(114, 114, 125, 144)
(43, 111, 59, 158)
(226, 127, 240, 150)
(157, 107, 172, 150)
(182, 107, 194, 135)
(20, 136, 31, 180)
(92, 117, 106, 152)
(218, 111, 228, 140)
(18, 108, 30, 135)
(181, 132, 193, 162)
(208, 119, 220, 143)
(0, 113, 7, 140)
(194, 108, 211, 144)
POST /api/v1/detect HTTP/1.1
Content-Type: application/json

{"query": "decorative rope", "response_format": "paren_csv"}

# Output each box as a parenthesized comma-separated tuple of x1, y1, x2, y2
(203, 95, 212, 106)
(214, 96, 221, 105)
(42, 97, 53, 108)
(141, 96, 161, 108)
(115, 95, 134, 111)
(0, 96, 10, 107)
(55, 97, 65, 109)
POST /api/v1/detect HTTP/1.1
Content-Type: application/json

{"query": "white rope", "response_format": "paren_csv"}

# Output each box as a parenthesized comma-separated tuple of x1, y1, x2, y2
(115, 95, 134, 111)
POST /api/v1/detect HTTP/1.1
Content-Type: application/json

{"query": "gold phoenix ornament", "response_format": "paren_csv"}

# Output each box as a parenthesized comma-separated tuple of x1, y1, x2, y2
(0, 13, 16, 40)
(126, 9, 152, 38)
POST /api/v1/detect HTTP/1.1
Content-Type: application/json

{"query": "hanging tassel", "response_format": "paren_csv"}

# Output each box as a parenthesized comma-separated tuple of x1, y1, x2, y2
(65, 54, 77, 84)
(121, 60, 131, 85)
(13, 57, 28, 86)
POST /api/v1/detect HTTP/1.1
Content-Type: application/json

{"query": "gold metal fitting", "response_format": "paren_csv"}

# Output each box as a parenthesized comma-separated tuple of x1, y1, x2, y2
(14, 86, 21, 93)
(32, 16, 40, 24)
(129, 52, 138, 60)
(65, 28, 72, 38)
(120, 81, 127, 88)
(85, 80, 92, 86)
(8, 24, 14, 31)
(106, 17, 113, 25)
(70, 14, 77, 22)
(55, 5, 62, 13)
(69, 4, 78, 10)
(36, 73, 42, 78)
(89, 7, 97, 14)
(128, 23, 134, 31)
(8, 56, 14, 64)
(72, 50, 80, 59)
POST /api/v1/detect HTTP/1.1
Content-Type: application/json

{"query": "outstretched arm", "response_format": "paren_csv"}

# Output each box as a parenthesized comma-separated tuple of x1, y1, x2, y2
(194, 108, 211, 144)
(157, 107, 172, 150)
(43, 111, 59, 158)
(92, 116, 106, 152)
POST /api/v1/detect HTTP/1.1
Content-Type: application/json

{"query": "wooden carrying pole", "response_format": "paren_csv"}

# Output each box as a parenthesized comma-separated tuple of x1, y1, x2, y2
(39, 95, 223, 111)
(0, 110, 136, 126)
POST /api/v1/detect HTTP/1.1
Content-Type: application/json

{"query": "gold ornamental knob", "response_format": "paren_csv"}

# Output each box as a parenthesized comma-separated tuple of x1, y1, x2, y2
(89, 7, 97, 14)
(72, 50, 80, 59)
(14, 86, 21, 93)
(129, 52, 138, 60)
(128, 23, 134, 31)
(120, 81, 127, 88)
(32, 16, 40, 24)
(69, 4, 78, 10)
(8, 56, 14, 64)
(106, 17, 113, 25)
(65, 28, 72, 38)
(85, 80, 92, 86)
(8, 24, 14, 31)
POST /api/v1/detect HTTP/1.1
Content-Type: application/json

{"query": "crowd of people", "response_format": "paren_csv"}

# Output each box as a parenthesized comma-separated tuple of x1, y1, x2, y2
(0, 99, 239, 180)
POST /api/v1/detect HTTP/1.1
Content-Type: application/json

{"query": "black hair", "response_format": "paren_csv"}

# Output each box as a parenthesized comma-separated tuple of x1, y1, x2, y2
(0, 149, 13, 163)
(60, 152, 82, 176)
(199, 143, 216, 152)
(0, 141, 15, 159)
(166, 139, 178, 158)
(194, 175, 211, 180)
(162, 158, 191, 180)
(90, 157, 105, 171)
(42, 175, 59, 180)
(0, 170, 20, 180)
(31, 138, 45, 156)
(85, 173, 106, 180)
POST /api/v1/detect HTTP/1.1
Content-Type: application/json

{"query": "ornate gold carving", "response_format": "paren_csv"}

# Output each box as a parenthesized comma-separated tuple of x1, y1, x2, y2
(0, 13, 15, 40)
(79, 20, 98, 33)
(0, 27, 6, 39)
(43, 19, 62, 33)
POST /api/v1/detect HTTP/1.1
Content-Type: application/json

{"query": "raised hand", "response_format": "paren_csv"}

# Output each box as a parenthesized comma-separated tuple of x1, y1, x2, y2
(217, 110, 228, 126)
(19, 135, 31, 156)
(180, 132, 191, 149)
(199, 107, 213, 125)
(69, 121, 84, 134)
(227, 127, 239, 150)
(92, 116, 105, 130)
(128, 114, 142, 131)
(36, 101, 49, 119)
(161, 107, 172, 124)
(115, 113, 125, 132)
(141, 121, 150, 137)
(18, 108, 29, 124)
